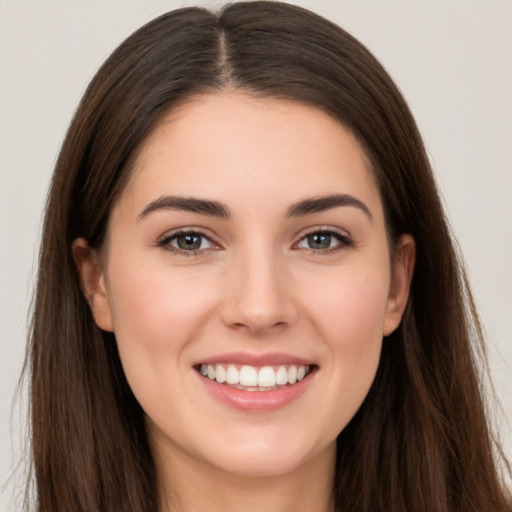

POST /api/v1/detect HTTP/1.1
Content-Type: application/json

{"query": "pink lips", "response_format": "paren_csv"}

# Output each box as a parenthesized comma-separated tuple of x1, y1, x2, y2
(193, 351, 315, 367)
(194, 352, 317, 412)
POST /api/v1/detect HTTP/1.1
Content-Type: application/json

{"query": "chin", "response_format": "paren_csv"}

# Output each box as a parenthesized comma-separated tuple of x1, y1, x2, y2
(194, 427, 334, 479)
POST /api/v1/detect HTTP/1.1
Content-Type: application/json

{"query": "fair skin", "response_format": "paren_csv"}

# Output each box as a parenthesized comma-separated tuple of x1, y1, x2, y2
(74, 92, 415, 512)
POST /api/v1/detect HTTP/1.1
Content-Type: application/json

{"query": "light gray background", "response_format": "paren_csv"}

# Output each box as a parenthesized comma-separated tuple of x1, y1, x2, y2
(1, 1, 511, 510)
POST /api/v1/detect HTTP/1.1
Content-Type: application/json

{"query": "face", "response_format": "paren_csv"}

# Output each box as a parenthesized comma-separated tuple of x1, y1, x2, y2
(75, 92, 414, 481)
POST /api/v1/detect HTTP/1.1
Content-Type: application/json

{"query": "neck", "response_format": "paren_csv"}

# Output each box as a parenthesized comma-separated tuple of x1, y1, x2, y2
(154, 439, 336, 512)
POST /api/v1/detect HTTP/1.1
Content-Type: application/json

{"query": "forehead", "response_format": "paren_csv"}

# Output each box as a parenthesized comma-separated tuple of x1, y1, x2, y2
(116, 92, 383, 221)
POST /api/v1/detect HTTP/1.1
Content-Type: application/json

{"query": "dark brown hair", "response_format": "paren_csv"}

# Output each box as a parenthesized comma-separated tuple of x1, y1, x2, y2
(26, 2, 511, 511)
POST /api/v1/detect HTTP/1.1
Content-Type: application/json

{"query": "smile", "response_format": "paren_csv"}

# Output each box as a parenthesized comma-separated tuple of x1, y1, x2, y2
(194, 353, 318, 411)
(199, 363, 312, 391)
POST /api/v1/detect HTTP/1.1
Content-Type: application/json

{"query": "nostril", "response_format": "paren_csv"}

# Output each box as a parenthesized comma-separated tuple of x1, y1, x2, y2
(229, 319, 290, 336)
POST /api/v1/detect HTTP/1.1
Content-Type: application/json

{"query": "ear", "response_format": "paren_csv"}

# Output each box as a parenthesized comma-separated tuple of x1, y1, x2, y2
(72, 238, 114, 332)
(383, 234, 416, 336)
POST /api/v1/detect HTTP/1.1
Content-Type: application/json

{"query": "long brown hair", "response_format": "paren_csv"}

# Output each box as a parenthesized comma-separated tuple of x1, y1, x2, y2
(26, 2, 511, 511)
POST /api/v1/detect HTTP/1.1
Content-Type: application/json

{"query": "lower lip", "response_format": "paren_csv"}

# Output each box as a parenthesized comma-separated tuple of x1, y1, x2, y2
(197, 369, 316, 412)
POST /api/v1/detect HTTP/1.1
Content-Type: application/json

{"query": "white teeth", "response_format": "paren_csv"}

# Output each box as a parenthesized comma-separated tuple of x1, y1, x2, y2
(276, 366, 288, 385)
(257, 366, 276, 387)
(200, 363, 311, 389)
(215, 365, 227, 383)
(239, 366, 258, 386)
(287, 365, 297, 384)
(226, 365, 239, 385)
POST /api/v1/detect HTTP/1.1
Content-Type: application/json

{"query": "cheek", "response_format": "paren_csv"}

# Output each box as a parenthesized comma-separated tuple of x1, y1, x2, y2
(310, 265, 390, 342)
(303, 266, 389, 421)
(104, 264, 223, 433)
(104, 262, 218, 382)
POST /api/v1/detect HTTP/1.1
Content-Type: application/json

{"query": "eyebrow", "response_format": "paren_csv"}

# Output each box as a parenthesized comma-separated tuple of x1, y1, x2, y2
(138, 193, 372, 221)
(138, 195, 230, 220)
(286, 194, 372, 220)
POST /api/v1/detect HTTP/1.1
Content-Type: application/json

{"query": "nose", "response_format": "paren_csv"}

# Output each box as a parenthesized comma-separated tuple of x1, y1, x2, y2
(220, 249, 298, 336)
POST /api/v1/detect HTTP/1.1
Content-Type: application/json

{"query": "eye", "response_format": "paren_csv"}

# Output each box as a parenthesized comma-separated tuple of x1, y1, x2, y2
(158, 230, 215, 253)
(296, 230, 352, 251)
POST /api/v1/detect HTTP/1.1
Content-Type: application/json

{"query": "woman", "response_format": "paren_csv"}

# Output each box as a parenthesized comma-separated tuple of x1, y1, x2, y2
(26, 2, 511, 511)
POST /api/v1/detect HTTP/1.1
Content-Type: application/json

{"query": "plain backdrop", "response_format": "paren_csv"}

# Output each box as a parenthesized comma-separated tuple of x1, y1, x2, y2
(1, 1, 511, 510)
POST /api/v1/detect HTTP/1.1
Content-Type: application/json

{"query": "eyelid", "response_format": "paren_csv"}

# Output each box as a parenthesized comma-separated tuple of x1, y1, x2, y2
(156, 225, 353, 256)
(157, 227, 222, 255)
(293, 226, 354, 252)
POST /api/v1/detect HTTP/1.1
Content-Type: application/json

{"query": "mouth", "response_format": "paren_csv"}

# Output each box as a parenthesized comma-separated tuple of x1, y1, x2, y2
(193, 353, 318, 411)
(195, 363, 316, 392)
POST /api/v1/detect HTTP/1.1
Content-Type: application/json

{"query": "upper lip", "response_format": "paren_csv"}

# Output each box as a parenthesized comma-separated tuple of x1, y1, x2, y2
(193, 352, 316, 367)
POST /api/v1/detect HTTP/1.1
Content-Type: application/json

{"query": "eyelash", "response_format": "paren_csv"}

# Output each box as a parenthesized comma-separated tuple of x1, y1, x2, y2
(294, 229, 354, 255)
(157, 229, 218, 257)
(157, 228, 353, 257)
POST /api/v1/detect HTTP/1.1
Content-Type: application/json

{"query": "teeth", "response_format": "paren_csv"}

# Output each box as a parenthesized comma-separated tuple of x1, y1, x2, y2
(226, 365, 239, 385)
(287, 365, 297, 384)
(257, 366, 276, 387)
(215, 365, 227, 383)
(276, 366, 288, 385)
(239, 366, 258, 386)
(199, 363, 311, 389)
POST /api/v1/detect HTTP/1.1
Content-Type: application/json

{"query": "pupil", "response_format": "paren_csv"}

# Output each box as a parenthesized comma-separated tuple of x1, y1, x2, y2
(178, 234, 201, 250)
(309, 233, 330, 249)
